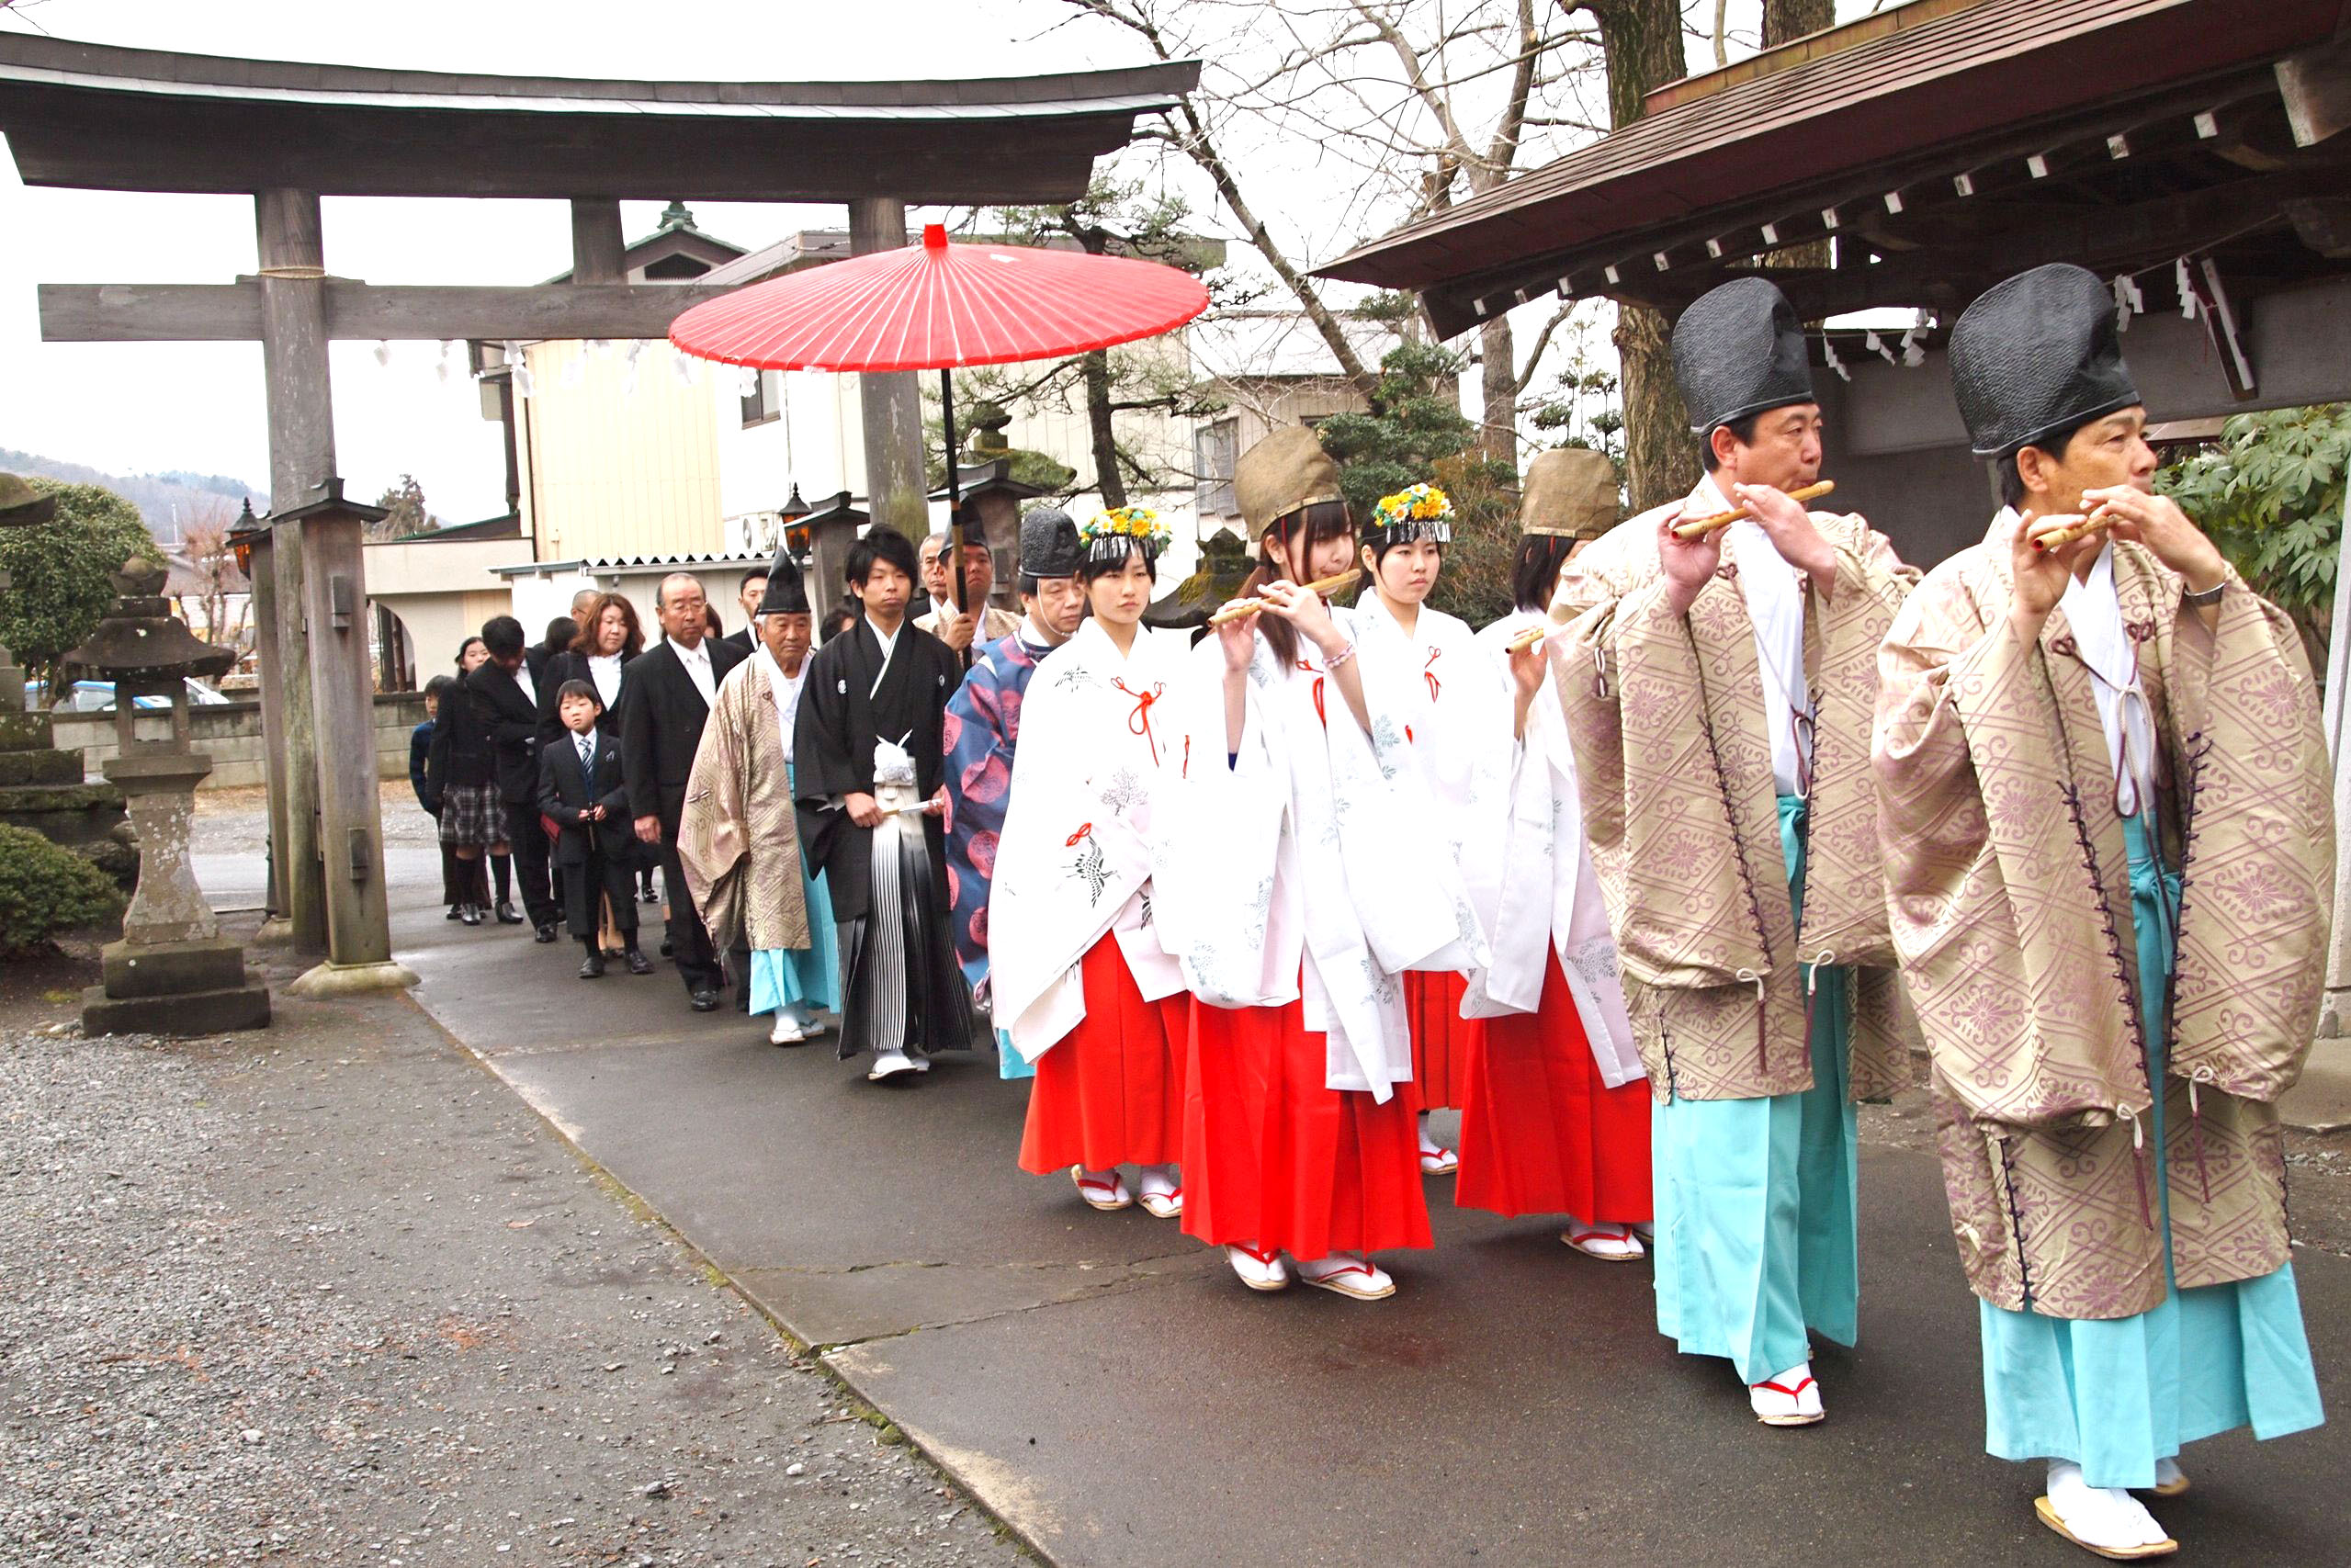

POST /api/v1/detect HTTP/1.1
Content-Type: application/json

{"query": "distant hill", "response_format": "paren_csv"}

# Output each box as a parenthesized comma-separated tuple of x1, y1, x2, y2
(0, 448, 266, 547)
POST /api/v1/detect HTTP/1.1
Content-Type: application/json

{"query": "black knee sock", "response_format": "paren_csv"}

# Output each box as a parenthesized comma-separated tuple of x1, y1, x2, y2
(492, 853, 513, 902)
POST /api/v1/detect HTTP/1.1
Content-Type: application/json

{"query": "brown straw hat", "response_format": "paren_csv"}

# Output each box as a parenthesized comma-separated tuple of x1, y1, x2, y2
(1519, 447, 1618, 541)
(1234, 425, 1345, 540)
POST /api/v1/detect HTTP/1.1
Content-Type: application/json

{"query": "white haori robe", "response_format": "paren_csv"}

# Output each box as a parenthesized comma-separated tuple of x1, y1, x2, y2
(1351, 597, 1510, 964)
(1148, 612, 1489, 1101)
(989, 618, 1189, 1062)
(1466, 611, 1645, 1089)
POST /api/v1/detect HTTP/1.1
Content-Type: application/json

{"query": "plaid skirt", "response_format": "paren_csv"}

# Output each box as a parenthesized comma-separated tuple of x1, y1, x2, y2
(436, 783, 505, 848)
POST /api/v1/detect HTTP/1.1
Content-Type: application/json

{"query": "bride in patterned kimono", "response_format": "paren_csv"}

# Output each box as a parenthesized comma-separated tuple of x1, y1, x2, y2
(989, 506, 1191, 1219)
(1457, 447, 1652, 1261)
(1347, 480, 1509, 1178)
(1150, 427, 1486, 1302)
(1876, 264, 2326, 1562)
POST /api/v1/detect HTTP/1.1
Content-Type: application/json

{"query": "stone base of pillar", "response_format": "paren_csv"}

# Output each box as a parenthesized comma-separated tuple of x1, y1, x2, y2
(253, 915, 298, 946)
(82, 978, 270, 1037)
(286, 958, 420, 998)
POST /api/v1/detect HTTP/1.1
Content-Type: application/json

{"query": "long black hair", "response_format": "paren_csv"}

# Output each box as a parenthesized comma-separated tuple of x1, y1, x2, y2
(1510, 535, 1576, 615)
(1238, 501, 1353, 667)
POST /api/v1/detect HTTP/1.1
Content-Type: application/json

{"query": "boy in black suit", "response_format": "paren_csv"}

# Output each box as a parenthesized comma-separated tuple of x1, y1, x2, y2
(539, 679, 652, 979)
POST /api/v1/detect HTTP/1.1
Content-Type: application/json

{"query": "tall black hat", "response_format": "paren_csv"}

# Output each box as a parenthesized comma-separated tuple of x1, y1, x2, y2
(1949, 263, 2142, 458)
(1019, 507, 1085, 577)
(753, 538, 809, 616)
(1670, 277, 1816, 436)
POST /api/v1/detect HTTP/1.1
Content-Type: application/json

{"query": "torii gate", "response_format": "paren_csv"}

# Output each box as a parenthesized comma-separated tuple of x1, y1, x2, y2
(0, 34, 1194, 990)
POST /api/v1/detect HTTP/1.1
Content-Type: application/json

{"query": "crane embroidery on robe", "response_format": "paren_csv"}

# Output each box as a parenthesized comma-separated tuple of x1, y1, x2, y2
(1064, 822, 1110, 907)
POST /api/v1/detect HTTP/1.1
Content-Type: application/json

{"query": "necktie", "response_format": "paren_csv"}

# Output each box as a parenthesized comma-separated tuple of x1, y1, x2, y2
(578, 735, 595, 793)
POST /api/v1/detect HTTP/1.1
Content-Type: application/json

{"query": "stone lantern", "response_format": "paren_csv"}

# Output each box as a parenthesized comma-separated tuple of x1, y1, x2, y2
(70, 555, 270, 1034)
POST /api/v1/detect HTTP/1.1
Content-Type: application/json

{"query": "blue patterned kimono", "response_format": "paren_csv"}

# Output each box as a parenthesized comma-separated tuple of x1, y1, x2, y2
(943, 625, 1056, 1079)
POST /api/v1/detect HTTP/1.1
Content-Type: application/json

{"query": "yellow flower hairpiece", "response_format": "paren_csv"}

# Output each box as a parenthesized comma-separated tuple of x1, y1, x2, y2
(1082, 506, 1171, 549)
(1373, 483, 1453, 531)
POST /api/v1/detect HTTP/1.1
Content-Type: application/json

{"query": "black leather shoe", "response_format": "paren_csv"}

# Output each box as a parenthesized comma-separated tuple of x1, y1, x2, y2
(459, 903, 483, 927)
(445, 905, 462, 921)
(659, 938, 673, 958)
(624, 949, 654, 976)
(534, 924, 559, 943)
(494, 899, 524, 925)
(579, 952, 606, 979)
(689, 988, 721, 1012)
(640, 886, 660, 904)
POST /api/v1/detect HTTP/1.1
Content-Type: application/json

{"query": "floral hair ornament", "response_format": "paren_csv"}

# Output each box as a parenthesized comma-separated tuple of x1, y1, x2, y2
(1079, 505, 1172, 565)
(1370, 482, 1453, 546)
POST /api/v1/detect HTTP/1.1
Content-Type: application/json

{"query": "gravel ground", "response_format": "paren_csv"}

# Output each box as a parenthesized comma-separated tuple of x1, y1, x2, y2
(191, 783, 439, 856)
(0, 997, 1032, 1568)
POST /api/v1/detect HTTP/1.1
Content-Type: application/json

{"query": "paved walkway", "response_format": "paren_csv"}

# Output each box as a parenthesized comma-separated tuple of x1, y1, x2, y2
(381, 863, 2350, 1568)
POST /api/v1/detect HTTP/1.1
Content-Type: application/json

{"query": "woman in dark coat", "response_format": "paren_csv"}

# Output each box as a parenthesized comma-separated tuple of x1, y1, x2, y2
(425, 635, 506, 925)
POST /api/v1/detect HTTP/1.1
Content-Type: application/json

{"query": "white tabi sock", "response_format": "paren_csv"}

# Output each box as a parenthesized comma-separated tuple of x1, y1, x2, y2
(2045, 1461, 2170, 1551)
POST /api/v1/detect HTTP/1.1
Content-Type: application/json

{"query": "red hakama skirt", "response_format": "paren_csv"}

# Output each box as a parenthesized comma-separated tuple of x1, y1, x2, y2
(1454, 952, 1653, 1223)
(1018, 934, 1189, 1174)
(1181, 995, 1432, 1259)
(1405, 969, 1474, 1112)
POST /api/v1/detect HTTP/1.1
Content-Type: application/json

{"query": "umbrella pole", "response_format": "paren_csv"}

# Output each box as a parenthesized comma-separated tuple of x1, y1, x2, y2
(942, 367, 969, 670)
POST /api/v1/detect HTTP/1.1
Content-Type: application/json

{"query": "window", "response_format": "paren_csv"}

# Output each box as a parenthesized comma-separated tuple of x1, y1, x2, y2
(741, 370, 778, 429)
(1194, 417, 1238, 518)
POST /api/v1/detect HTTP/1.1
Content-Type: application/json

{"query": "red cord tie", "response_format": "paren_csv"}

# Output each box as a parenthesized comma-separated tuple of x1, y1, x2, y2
(1422, 645, 1442, 701)
(1296, 659, 1327, 729)
(1112, 677, 1164, 765)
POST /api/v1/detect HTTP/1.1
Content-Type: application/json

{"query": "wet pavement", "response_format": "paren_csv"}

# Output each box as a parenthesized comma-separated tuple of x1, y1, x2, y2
(376, 855, 2351, 1568)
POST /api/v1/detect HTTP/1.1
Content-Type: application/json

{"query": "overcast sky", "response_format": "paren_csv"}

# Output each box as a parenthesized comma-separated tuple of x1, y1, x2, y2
(0, 0, 1820, 520)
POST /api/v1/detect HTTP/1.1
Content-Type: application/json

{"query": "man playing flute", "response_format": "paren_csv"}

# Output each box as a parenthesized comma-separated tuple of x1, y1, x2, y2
(1551, 276, 1916, 1426)
(1875, 263, 2325, 1561)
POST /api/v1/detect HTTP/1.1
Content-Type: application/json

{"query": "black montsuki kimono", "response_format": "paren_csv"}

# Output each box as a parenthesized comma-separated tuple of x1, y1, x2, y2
(791, 615, 969, 1060)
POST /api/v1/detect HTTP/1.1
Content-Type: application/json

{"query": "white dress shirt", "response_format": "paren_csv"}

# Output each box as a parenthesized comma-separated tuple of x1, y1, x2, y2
(586, 652, 624, 708)
(673, 637, 717, 705)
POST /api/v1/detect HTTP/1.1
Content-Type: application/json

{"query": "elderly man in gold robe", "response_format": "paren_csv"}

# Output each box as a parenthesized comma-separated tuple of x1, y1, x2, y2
(1875, 263, 2326, 1562)
(680, 542, 834, 1045)
(1550, 276, 1916, 1427)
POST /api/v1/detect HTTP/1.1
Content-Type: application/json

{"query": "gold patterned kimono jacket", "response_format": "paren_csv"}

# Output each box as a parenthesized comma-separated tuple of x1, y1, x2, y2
(679, 655, 811, 958)
(1551, 488, 1917, 1104)
(1874, 524, 2330, 1318)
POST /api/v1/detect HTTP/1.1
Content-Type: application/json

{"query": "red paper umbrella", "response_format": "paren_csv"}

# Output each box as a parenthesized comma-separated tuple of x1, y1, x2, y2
(670, 223, 1209, 662)
(669, 222, 1209, 372)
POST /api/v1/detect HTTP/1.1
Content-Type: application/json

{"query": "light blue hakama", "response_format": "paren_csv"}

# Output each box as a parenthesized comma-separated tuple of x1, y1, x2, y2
(1651, 795, 1861, 1383)
(1977, 812, 2323, 1489)
(749, 761, 842, 1019)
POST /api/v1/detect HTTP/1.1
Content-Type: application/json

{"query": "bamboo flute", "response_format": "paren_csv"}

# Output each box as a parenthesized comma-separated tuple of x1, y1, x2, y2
(2026, 507, 2118, 553)
(1669, 479, 1837, 540)
(1205, 568, 1363, 627)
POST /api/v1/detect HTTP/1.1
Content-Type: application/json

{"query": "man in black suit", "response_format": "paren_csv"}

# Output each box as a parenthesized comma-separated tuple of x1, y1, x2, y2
(538, 677, 652, 979)
(618, 572, 747, 1010)
(718, 567, 767, 654)
(469, 615, 560, 940)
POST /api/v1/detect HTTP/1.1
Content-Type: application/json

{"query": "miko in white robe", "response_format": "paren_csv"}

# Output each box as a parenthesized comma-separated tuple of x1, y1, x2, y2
(1149, 601, 1488, 1291)
(1351, 588, 1509, 1123)
(1452, 607, 1651, 1249)
(989, 613, 1192, 1206)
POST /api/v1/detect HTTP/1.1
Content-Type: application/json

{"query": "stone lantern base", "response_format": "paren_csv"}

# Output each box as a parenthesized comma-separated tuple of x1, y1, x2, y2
(82, 936, 270, 1036)
(77, 748, 268, 1037)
